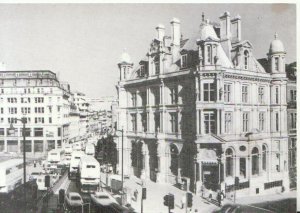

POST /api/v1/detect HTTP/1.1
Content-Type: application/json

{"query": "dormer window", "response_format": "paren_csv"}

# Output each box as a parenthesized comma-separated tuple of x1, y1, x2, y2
(244, 50, 249, 70)
(181, 54, 187, 68)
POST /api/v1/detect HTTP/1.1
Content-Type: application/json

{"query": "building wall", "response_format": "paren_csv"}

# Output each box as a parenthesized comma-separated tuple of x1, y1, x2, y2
(116, 13, 290, 197)
(0, 70, 71, 157)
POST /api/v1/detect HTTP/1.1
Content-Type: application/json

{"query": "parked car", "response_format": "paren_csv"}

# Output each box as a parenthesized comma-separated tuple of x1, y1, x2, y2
(90, 191, 117, 207)
(64, 192, 83, 210)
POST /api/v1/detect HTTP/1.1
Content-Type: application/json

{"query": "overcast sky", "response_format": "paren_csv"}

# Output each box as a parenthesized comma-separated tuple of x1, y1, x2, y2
(0, 4, 296, 98)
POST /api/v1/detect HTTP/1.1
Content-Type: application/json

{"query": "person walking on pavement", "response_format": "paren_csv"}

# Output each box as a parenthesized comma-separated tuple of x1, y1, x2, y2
(181, 194, 186, 209)
(220, 190, 225, 206)
(200, 184, 204, 198)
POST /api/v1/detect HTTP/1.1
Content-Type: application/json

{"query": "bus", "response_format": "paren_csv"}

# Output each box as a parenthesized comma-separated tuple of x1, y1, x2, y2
(78, 155, 100, 193)
(0, 158, 24, 193)
(69, 151, 85, 180)
(47, 149, 65, 171)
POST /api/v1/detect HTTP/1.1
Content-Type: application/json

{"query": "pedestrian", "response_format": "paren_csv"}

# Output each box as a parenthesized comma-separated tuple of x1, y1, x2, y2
(181, 194, 186, 209)
(200, 184, 204, 198)
(208, 189, 212, 201)
(34, 160, 36, 168)
(217, 192, 221, 207)
(134, 189, 138, 201)
(220, 190, 225, 206)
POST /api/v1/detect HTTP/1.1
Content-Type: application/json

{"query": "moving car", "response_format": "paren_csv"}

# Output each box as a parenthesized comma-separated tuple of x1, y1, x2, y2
(90, 191, 117, 207)
(91, 192, 135, 213)
(64, 192, 83, 210)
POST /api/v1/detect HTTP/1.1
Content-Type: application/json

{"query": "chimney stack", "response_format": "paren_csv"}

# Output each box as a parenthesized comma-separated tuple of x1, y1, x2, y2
(156, 24, 165, 41)
(231, 14, 241, 43)
(219, 11, 231, 40)
(170, 18, 181, 46)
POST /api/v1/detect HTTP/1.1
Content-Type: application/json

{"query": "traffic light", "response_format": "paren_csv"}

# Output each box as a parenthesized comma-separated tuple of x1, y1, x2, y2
(168, 194, 174, 209)
(59, 189, 65, 204)
(163, 194, 169, 206)
(163, 194, 174, 209)
(235, 177, 239, 187)
(45, 175, 50, 187)
(142, 188, 146, 199)
(32, 185, 38, 200)
(187, 192, 193, 208)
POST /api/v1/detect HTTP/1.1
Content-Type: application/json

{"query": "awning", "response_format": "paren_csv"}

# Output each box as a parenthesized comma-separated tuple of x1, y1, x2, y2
(197, 149, 218, 165)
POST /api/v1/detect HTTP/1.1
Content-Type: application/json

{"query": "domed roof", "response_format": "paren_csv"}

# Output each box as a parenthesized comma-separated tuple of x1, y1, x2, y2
(120, 49, 132, 64)
(269, 33, 285, 54)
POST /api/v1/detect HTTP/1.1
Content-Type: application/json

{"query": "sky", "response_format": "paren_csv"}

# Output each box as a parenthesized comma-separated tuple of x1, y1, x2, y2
(0, 4, 296, 98)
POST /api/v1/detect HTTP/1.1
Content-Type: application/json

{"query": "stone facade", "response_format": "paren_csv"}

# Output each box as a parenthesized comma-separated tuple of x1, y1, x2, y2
(116, 12, 290, 198)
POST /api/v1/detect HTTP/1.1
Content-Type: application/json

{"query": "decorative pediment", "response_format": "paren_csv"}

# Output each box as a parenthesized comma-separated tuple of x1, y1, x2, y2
(232, 40, 253, 49)
(203, 36, 220, 42)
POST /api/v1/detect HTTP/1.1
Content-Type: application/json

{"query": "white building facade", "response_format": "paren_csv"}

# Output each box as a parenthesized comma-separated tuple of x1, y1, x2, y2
(0, 70, 72, 158)
(116, 12, 290, 198)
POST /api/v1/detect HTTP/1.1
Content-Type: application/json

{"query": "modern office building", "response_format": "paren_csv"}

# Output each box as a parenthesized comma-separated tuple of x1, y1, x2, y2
(0, 70, 72, 158)
(116, 12, 290, 198)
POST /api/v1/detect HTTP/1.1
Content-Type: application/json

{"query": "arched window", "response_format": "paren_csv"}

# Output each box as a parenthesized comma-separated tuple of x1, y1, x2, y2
(262, 145, 267, 171)
(252, 147, 259, 175)
(244, 50, 249, 70)
(225, 148, 234, 177)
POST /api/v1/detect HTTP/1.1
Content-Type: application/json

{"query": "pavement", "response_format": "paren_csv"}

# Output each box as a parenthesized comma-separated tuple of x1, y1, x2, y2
(99, 172, 297, 213)
(100, 172, 220, 213)
(227, 190, 297, 205)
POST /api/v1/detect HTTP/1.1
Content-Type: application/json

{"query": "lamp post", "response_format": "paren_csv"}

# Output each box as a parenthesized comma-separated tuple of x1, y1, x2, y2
(114, 128, 124, 205)
(8, 117, 27, 212)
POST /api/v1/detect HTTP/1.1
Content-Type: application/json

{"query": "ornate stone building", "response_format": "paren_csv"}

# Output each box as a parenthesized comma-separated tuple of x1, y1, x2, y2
(116, 12, 290, 198)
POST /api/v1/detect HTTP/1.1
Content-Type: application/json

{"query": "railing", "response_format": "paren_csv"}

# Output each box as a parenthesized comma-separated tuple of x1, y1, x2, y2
(225, 181, 250, 193)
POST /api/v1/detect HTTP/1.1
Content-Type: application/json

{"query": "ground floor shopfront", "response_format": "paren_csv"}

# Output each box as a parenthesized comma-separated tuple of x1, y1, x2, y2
(116, 133, 290, 198)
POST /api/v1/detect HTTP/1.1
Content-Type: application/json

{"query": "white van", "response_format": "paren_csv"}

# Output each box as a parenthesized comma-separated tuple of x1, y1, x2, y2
(78, 155, 100, 193)
(85, 144, 95, 156)
(69, 151, 84, 180)
(47, 149, 65, 170)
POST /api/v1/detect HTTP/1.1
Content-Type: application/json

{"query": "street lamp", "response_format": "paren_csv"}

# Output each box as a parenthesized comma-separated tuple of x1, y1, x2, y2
(8, 117, 27, 212)
(114, 128, 124, 205)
